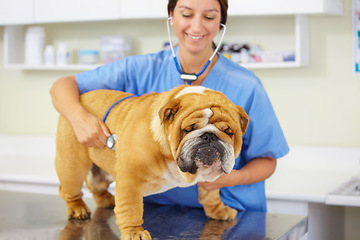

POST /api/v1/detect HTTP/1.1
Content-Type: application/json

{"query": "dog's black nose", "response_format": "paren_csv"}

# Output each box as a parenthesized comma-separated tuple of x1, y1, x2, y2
(200, 133, 218, 142)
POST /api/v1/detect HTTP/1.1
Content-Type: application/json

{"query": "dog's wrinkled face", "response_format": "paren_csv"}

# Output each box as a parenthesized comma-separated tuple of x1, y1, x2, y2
(177, 108, 236, 181)
(159, 86, 249, 183)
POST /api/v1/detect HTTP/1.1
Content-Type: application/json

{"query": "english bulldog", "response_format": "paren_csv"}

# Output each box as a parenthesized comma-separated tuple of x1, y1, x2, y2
(55, 85, 249, 240)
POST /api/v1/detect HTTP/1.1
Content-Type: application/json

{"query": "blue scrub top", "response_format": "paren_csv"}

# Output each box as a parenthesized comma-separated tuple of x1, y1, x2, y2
(75, 47, 289, 212)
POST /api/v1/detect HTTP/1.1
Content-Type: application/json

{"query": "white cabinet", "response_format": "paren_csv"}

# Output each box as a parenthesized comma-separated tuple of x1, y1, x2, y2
(0, 0, 122, 25)
(0, 0, 343, 25)
(0, 0, 33, 25)
(228, 0, 343, 16)
(119, 0, 168, 19)
(34, 0, 121, 23)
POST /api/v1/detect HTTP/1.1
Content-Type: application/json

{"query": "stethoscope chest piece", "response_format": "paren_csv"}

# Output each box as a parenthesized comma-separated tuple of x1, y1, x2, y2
(106, 134, 117, 150)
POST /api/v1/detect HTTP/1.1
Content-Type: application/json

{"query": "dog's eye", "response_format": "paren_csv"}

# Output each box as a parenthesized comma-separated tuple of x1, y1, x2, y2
(224, 127, 234, 137)
(183, 124, 196, 134)
(183, 129, 191, 134)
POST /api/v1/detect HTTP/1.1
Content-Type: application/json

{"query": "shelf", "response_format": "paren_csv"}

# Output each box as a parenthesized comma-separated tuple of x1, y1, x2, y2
(4, 62, 300, 71)
(3, 25, 98, 71)
(3, 16, 309, 71)
(241, 61, 301, 69)
(4, 63, 100, 71)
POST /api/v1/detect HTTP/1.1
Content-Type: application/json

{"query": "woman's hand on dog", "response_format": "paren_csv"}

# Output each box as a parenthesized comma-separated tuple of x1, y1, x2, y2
(198, 170, 241, 191)
(198, 157, 277, 191)
(69, 108, 110, 148)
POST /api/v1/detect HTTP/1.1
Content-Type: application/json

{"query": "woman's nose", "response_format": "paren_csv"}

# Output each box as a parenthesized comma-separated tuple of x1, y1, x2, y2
(191, 16, 203, 33)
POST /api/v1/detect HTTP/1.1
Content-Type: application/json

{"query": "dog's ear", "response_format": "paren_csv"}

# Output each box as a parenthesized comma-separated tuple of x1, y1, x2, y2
(159, 99, 181, 123)
(237, 106, 249, 135)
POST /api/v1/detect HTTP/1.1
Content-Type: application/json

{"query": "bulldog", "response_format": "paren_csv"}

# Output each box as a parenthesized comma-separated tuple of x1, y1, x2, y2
(55, 85, 249, 240)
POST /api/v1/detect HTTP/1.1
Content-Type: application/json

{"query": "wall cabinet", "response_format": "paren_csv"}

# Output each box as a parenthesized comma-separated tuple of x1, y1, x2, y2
(0, 0, 33, 25)
(228, 0, 343, 15)
(119, 0, 168, 19)
(34, 0, 121, 23)
(0, 0, 168, 25)
(0, 0, 343, 25)
(0, 0, 122, 25)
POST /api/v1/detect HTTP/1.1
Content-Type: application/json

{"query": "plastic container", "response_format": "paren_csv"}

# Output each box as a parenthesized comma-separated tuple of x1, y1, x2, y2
(100, 36, 131, 64)
(43, 45, 55, 65)
(239, 48, 251, 63)
(230, 43, 241, 63)
(56, 43, 70, 65)
(220, 44, 231, 59)
(78, 50, 99, 65)
(24, 26, 45, 65)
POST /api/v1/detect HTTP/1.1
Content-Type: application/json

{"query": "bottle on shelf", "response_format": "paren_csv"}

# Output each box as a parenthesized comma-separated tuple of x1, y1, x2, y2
(24, 26, 45, 65)
(56, 43, 70, 65)
(43, 45, 55, 65)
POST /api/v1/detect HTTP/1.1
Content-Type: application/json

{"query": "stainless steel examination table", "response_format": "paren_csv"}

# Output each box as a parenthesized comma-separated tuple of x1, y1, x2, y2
(0, 191, 307, 239)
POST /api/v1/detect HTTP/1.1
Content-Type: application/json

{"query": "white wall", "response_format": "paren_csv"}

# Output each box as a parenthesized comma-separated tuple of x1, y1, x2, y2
(0, 0, 359, 148)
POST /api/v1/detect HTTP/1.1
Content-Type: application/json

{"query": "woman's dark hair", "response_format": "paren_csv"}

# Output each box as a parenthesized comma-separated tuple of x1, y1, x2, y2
(167, 0, 228, 28)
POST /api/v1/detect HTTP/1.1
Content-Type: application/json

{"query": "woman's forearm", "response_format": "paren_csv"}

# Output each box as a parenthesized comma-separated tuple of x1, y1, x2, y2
(235, 157, 277, 185)
(198, 157, 277, 191)
(49, 75, 109, 148)
(49, 76, 84, 121)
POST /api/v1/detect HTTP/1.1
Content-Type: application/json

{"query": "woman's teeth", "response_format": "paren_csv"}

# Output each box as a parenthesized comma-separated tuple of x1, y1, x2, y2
(187, 34, 203, 40)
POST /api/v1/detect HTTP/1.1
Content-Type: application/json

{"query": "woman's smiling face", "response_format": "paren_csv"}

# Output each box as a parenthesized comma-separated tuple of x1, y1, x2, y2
(170, 0, 222, 55)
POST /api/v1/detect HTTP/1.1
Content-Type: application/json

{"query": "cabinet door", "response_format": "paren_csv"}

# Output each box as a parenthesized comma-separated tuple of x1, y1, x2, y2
(228, 0, 342, 15)
(120, 0, 168, 19)
(34, 0, 121, 23)
(0, 0, 33, 25)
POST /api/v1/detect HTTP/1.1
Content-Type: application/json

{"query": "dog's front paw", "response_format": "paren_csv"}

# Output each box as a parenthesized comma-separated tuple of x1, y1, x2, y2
(66, 199, 91, 220)
(121, 227, 152, 240)
(205, 205, 238, 221)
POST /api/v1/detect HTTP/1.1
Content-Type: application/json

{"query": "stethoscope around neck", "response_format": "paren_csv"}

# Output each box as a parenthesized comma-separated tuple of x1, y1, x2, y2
(166, 17, 227, 84)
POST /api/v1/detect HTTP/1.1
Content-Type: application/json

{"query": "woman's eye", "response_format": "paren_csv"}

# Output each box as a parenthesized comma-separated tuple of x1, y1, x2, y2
(205, 16, 215, 20)
(182, 13, 192, 18)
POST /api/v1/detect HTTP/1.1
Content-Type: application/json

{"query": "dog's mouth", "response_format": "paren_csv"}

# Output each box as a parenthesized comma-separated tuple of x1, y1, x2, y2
(177, 132, 235, 176)
(178, 144, 225, 174)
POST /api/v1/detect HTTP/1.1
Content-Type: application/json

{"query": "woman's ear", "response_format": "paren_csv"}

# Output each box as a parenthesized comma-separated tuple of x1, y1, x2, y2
(169, 13, 174, 26)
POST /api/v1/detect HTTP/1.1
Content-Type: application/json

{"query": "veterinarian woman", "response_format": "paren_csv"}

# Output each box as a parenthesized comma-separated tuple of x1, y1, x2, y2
(50, 0, 289, 212)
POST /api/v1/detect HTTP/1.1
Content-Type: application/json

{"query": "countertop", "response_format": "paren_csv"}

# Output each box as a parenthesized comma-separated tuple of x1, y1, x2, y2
(0, 135, 359, 207)
(0, 191, 307, 240)
(266, 145, 360, 206)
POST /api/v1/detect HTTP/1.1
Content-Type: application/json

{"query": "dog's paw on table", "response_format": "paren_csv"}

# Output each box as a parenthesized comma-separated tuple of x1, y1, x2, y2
(121, 226, 152, 240)
(66, 199, 91, 220)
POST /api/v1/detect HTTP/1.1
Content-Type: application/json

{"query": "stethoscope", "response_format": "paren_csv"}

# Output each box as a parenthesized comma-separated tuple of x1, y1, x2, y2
(166, 17, 227, 83)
